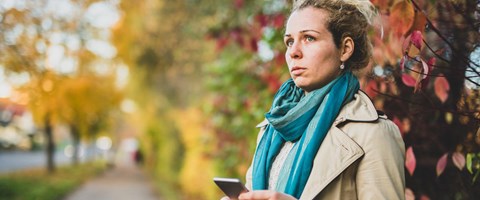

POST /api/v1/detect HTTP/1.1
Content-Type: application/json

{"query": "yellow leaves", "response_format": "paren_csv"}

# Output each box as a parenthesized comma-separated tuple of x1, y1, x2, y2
(445, 112, 453, 124)
(63, 75, 120, 117)
(172, 108, 219, 200)
(1, 0, 124, 129)
(2, 8, 28, 26)
(23, 70, 121, 134)
(41, 79, 54, 92)
(23, 70, 62, 125)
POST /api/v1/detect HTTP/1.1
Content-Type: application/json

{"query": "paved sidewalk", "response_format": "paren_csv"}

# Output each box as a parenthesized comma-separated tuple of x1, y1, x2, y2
(64, 164, 161, 200)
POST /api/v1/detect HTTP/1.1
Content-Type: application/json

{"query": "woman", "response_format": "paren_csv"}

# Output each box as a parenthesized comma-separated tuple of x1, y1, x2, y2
(230, 0, 405, 199)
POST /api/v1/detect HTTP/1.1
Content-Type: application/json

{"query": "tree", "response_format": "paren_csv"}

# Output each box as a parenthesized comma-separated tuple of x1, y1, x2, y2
(113, 0, 217, 106)
(204, 0, 292, 178)
(0, 0, 122, 172)
(58, 74, 121, 165)
(111, 1, 224, 198)
(368, 0, 480, 198)
(22, 70, 63, 172)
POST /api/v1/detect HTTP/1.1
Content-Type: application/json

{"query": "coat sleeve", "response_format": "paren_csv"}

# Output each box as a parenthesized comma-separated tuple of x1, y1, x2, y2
(355, 119, 406, 200)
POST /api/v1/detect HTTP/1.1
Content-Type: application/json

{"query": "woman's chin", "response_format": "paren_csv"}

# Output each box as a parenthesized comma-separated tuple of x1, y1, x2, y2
(293, 81, 311, 91)
(292, 77, 304, 84)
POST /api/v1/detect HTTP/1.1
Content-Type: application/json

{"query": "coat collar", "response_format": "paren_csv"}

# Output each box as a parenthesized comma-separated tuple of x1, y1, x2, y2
(334, 90, 379, 125)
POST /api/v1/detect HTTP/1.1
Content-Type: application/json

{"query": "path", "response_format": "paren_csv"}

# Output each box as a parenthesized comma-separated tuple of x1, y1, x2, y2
(64, 163, 161, 200)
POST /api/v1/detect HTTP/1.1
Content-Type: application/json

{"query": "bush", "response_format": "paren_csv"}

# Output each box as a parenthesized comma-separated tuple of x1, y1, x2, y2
(0, 162, 106, 200)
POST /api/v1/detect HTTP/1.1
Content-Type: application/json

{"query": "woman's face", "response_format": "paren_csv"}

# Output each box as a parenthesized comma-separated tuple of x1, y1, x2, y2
(284, 7, 343, 93)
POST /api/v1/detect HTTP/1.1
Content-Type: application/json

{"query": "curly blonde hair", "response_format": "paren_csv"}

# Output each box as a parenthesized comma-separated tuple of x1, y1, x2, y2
(292, 0, 377, 71)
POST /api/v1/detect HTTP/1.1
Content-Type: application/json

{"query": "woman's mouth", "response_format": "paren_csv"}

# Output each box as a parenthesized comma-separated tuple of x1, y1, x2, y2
(291, 66, 306, 76)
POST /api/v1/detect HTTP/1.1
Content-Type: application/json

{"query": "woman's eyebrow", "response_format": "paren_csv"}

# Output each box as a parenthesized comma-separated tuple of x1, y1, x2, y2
(300, 29, 321, 34)
(284, 29, 321, 37)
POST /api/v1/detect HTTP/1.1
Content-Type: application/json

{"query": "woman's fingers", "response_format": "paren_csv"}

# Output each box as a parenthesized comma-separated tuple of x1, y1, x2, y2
(238, 190, 274, 199)
(238, 190, 296, 200)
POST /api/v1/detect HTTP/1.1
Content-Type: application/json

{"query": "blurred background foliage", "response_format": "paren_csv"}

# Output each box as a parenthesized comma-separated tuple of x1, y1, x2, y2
(0, 0, 479, 200)
(0, 162, 105, 200)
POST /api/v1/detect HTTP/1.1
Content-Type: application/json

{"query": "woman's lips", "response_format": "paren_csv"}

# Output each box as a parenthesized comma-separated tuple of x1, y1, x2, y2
(291, 66, 306, 76)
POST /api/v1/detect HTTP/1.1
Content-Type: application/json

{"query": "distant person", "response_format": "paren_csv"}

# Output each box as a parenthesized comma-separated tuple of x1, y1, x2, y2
(134, 149, 143, 165)
(223, 0, 405, 199)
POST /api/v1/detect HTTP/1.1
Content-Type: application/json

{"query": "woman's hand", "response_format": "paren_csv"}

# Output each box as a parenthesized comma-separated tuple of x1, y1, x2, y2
(238, 190, 297, 200)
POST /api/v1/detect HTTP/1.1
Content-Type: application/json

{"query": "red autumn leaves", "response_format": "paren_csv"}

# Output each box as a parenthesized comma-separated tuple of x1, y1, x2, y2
(405, 148, 465, 177)
(401, 30, 450, 103)
(391, 0, 451, 104)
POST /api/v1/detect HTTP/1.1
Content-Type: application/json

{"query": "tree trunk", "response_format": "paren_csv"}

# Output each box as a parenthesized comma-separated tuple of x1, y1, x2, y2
(44, 115, 55, 173)
(71, 125, 80, 166)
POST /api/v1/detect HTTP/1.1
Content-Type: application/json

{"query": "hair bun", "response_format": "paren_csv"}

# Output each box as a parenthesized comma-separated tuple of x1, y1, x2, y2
(293, 0, 377, 25)
(342, 0, 377, 25)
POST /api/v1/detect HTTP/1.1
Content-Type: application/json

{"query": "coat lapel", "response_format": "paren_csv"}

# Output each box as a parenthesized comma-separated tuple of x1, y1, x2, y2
(300, 126, 364, 200)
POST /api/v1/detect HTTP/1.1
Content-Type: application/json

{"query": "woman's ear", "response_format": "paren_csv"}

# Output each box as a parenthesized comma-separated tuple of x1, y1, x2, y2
(340, 37, 354, 62)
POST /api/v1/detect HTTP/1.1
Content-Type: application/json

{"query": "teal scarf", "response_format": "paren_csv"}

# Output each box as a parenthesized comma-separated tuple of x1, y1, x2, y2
(252, 72, 359, 198)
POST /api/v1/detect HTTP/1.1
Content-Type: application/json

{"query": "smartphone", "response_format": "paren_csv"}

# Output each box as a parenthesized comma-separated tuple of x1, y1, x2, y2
(213, 177, 249, 200)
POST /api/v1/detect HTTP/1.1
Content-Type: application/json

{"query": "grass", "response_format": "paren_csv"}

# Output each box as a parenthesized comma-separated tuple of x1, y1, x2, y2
(0, 161, 106, 200)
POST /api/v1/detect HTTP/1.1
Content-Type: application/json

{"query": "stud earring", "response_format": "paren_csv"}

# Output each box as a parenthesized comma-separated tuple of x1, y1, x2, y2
(340, 63, 345, 70)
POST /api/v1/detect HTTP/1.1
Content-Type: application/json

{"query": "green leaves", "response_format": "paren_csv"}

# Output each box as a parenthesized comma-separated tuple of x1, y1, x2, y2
(466, 153, 480, 183)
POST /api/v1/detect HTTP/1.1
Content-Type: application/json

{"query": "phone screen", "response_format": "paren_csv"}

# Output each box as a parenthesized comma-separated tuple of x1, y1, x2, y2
(213, 177, 248, 199)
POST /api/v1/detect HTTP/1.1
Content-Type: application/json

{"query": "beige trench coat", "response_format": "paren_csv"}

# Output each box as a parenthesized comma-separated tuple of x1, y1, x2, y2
(245, 91, 406, 200)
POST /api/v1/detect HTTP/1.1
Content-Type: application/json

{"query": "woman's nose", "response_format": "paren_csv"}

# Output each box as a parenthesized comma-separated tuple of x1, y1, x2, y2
(289, 43, 302, 59)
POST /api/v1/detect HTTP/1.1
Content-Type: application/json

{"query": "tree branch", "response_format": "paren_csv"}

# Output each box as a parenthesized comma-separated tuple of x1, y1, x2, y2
(373, 88, 480, 120)
(412, 0, 480, 70)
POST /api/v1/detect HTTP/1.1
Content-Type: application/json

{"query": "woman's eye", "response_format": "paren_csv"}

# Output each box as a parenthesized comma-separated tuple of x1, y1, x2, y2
(305, 36, 315, 42)
(285, 39, 294, 47)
